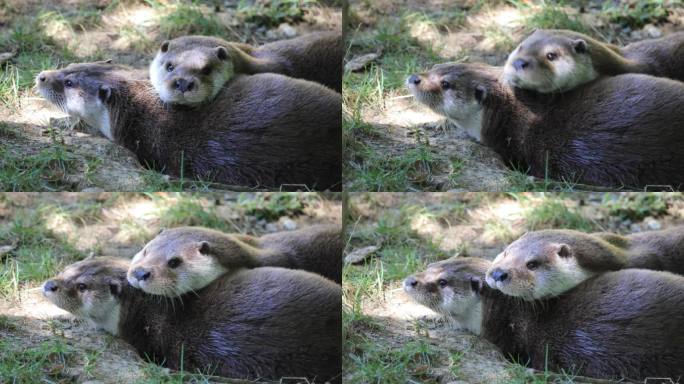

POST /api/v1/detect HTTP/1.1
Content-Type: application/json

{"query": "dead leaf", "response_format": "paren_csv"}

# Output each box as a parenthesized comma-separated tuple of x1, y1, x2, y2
(344, 245, 380, 264)
(345, 52, 381, 72)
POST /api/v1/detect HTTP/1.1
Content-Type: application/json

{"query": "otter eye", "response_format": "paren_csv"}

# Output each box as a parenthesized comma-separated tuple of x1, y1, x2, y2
(167, 258, 182, 269)
(201, 65, 212, 76)
(166, 63, 174, 72)
(76, 283, 87, 292)
(438, 279, 448, 288)
(526, 261, 540, 270)
(440, 80, 450, 90)
(546, 52, 558, 61)
(64, 79, 73, 88)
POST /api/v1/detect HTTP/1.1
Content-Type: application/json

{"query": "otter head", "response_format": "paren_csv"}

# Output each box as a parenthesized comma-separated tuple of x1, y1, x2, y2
(407, 63, 498, 141)
(503, 29, 596, 93)
(42, 257, 129, 335)
(149, 40, 234, 106)
(127, 227, 228, 297)
(486, 231, 595, 300)
(36, 61, 121, 140)
(403, 257, 490, 334)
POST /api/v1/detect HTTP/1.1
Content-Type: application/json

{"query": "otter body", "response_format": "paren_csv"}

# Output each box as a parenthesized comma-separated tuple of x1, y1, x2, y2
(150, 32, 342, 105)
(37, 63, 342, 190)
(505, 29, 684, 92)
(405, 258, 684, 380)
(487, 227, 684, 299)
(407, 63, 684, 189)
(43, 257, 342, 383)
(127, 225, 342, 296)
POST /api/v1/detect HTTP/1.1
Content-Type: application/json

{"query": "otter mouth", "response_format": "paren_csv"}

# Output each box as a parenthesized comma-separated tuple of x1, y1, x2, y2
(407, 85, 444, 114)
(36, 82, 67, 113)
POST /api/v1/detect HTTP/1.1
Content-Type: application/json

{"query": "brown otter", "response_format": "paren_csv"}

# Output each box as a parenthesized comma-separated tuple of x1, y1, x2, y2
(407, 62, 684, 189)
(487, 227, 684, 299)
(42, 257, 342, 383)
(127, 224, 342, 296)
(36, 62, 342, 190)
(504, 29, 684, 93)
(150, 31, 342, 105)
(404, 257, 684, 380)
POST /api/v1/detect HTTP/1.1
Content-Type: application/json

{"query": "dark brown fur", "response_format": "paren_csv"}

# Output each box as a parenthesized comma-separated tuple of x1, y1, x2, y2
(45, 257, 342, 383)
(139, 224, 343, 284)
(164, 32, 343, 92)
(407, 257, 684, 380)
(39, 62, 342, 190)
(411, 63, 684, 189)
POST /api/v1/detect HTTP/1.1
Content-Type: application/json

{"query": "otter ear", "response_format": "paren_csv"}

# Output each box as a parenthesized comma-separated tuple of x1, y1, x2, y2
(474, 84, 487, 104)
(557, 243, 572, 258)
(215, 47, 228, 61)
(470, 276, 483, 295)
(198, 241, 210, 254)
(98, 85, 112, 103)
(573, 39, 587, 54)
(160, 41, 170, 53)
(108, 279, 123, 297)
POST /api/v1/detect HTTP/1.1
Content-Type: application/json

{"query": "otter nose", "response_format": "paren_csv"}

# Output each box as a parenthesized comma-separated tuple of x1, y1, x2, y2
(132, 268, 151, 282)
(407, 74, 421, 85)
(512, 59, 529, 71)
(43, 280, 59, 293)
(490, 268, 509, 283)
(404, 276, 418, 288)
(174, 79, 194, 93)
(39, 74, 47, 82)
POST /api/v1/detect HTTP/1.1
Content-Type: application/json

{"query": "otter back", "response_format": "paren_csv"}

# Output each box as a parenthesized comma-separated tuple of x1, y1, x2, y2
(120, 267, 342, 382)
(482, 268, 684, 380)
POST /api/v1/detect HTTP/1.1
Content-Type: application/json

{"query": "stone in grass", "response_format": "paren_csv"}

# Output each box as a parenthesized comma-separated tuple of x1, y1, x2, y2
(345, 52, 381, 72)
(345, 245, 381, 264)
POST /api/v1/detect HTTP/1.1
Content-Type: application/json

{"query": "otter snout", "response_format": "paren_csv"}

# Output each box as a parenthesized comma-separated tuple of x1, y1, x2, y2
(407, 74, 421, 85)
(490, 268, 509, 283)
(404, 276, 419, 289)
(512, 58, 530, 71)
(130, 267, 151, 282)
(35, 70, 63, 93)
(43, 279, 59, 293)
(173, 78, 195, 93)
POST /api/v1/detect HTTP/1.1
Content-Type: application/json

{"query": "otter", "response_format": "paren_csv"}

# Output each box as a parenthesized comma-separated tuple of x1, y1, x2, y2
(404, 257, 684, 380)
(504, 29, 684, 93)
(126, 224, 342, 296)
(406, 62, 684, 189)
(486, 227, 684, 300)
(43, 257, 342, 383)
(150, 31, 342, 105)
(36, 62, 342, 191)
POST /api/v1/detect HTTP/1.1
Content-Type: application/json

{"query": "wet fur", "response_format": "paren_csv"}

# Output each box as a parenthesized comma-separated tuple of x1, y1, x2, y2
(39, 63, 342, 190)
(412, 63, 684, 189)
(406, 257, 684, 380)
(45, 257, 342, 383)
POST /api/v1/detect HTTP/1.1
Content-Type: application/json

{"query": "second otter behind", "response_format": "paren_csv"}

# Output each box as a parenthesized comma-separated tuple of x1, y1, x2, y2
(127, 224, 343, 296)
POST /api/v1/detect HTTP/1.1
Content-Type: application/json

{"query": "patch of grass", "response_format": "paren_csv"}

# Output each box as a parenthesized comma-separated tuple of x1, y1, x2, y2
(139, 169, 214, 192)
(0, 336, 81, 383)
(510, 0, 587, 33)
(346, 142, 448, 192)
(237, 192, 308, 221)
(602, 0, 680, 29)
(157, 197, 228, 230)
(0, 144, 83, 191)
(345, 336, 437, 383)
(157, 2, 228, 39)
(521, 195, 595, 231)
(237, 0, 314, 28)
(603, 193, 670, 221)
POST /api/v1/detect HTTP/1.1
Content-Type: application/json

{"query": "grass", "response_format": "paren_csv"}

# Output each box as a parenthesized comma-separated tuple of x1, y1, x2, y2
(0, 335, 83, 383)
(509, 0, 587, 33)
(602, 0, 680, 29)
(237, 0, 315, 28)
(521, 194, 596, 231)
(0, 143, 85, 191)
(603, 193, 670, 221)
(156, 1, 229, 39)
(345, 337, 437, 383)
(237, 193, 309, 221)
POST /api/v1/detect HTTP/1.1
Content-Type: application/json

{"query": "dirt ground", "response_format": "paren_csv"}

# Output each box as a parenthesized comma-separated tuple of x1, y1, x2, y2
(343, 192, 684, 383)
(343, 0, 684, 191)
(0, 0, 341, 191)
(0, 192, 341, 383)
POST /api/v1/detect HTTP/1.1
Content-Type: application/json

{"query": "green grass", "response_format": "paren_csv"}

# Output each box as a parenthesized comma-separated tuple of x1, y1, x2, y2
(157, 2, 228, 39)
(345, 337, 437, 383)
(237, 192, 308, 221)
(157, 197, 230, 231)
(521, 194, 596, 231)
(603, 193, 670, 221)
(237, 0, 315, 28)
(0, 336, 83, 383)
(0, 143, 86, 191)
(602, 0, 680, 29)
(510, 0, 588, 33)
